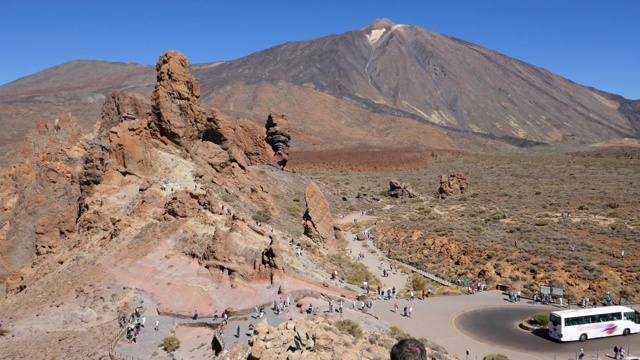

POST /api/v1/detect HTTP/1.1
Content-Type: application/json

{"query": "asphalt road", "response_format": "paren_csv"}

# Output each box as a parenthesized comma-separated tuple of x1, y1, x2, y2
(454, 306, 639, 359)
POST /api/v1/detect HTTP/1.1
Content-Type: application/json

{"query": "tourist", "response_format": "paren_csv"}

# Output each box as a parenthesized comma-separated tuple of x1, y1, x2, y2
(154, 320, 159, 331)
(390, 338, 427, 360)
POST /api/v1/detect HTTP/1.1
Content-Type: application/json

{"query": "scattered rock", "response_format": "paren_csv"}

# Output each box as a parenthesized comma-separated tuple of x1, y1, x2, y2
(388, 179, 419, 198)
(437, 173, 468, 198)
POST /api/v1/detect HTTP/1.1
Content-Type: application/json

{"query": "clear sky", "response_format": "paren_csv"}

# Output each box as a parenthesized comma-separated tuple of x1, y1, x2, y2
(1, 0, 638, 99)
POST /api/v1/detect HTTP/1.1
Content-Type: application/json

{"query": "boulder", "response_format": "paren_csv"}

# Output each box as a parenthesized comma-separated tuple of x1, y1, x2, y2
(388, 179, 419, 198)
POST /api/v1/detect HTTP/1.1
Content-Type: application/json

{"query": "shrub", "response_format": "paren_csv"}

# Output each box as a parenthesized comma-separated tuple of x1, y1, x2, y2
(335, 319, 363, 339)
(252, 210, 271, 223)
(484, 355, 510, 360)
(535, 219, 549, 226)
(408, 273, 428, 291)
(162, 336, 180, 352)
(389, 326, 410, 339)
(531, 313, 549, 326)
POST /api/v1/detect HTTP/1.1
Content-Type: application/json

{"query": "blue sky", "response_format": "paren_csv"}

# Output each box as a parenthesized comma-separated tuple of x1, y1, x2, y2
(1, 0, 638, 99)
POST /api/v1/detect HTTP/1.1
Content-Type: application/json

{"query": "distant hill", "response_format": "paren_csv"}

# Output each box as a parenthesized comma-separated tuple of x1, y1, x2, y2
(1, 19, 639, 162)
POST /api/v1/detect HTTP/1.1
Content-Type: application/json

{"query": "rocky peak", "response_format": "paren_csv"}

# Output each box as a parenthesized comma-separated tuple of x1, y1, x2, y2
(149, 50, 206, 147)
(361, 18, 396, 31)
(264, 113, 291, 169)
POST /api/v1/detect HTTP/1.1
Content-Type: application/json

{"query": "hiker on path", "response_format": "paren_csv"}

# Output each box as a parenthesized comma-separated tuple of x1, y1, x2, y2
(236, 325, 240, 338)
(193, 310, 198, 320)
(394, 302, 399, 313)
(154, 320, 159, 331)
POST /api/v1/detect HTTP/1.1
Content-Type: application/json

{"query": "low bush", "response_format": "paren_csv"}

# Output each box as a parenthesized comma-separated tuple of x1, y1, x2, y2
(251, 210, 271, 223)
(389, 326, 410, 339)
(335, 319, 363, 339)
(484, 355, 510, 360)
(531, 313, 549, 326)
(162, 336, 180, 352)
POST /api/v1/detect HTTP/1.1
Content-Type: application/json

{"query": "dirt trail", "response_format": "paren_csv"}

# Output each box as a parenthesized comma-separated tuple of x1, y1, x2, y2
(338, 211, 408, 293)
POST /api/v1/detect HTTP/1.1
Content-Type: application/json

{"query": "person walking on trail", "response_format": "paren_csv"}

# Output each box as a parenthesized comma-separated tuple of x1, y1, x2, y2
(620, 347, 625, 359)
(408, 306, 413, 318)
(614, 345, 619, 359)
(236, 325, 240, 338)
(394, 302, 399, 313)
(154, 320, 159, 331)
(578, 348, 584, 360)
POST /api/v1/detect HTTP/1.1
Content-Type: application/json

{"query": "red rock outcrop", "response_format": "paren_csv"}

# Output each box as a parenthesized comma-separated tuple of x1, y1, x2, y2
(149, 51, 277, 217)
(437, 173, 468, 198)
(388, 179, 419, 198)
(265, 113, 291, 169)
(0, 115, 83, 296)
(302, 182, 340, 251)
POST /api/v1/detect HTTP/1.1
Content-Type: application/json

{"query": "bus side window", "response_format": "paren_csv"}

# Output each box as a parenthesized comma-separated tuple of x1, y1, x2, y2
(624, 312, 633, 321)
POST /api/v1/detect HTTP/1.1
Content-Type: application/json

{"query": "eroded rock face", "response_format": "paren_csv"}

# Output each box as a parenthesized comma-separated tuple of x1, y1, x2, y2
(108, 119, 158, 177)
(388, 179, 419, 198)
(437, 173, 468, 198)
(80, 91, 151, 194)
(303, 182, 340, 251)
(0, 115, 83, 295)
(265, 113, 291, 169)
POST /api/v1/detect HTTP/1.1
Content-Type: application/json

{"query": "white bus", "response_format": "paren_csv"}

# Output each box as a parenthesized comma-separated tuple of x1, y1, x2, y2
(548, 306, 640, 342)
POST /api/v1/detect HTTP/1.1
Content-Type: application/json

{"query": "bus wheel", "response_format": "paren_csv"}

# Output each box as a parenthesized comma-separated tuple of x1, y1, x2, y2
(623, 328, 630, 336)
(579, 333, 587, 342)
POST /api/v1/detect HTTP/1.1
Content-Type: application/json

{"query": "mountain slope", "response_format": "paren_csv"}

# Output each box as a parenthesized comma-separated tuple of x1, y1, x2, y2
(195, 19, 638, 143)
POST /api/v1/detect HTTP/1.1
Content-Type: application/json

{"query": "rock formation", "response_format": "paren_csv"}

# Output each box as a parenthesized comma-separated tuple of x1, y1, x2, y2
(388, 179, 419, 198)
(149, 50, 205, 147)
(239, 317, 390, 360)
(261, 234, 285, 271)
(80, 92, 151, 195)
(149, 50, 277, 216)
(265, 113, 291, 169)
(437, 173, 468, 198)
(302, 182, 340, 251)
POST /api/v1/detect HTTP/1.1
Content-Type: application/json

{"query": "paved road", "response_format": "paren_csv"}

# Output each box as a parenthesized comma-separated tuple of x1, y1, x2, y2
(455, 306, 639, 360)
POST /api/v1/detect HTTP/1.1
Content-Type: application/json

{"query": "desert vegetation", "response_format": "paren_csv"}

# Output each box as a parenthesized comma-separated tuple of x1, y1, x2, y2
(300, 147, 640, 303)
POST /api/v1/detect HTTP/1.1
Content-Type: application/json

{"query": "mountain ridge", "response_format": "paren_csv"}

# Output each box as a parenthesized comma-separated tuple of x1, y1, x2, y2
(0, 19, 639, 163)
